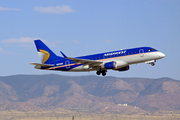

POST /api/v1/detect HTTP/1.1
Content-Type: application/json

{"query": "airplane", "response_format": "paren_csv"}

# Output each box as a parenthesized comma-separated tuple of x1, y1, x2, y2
(30, 40, 165, 76)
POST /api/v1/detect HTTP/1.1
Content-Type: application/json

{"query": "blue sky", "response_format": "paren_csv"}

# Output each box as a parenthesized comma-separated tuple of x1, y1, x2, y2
(0, 0, 179, 80)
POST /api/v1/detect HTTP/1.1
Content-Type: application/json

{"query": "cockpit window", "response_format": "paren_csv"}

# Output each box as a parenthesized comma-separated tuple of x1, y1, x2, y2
(148, 49, 156, 51)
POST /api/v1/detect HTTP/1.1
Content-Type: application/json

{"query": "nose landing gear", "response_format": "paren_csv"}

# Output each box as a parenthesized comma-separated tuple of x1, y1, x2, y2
(151, 62, 155, 66)
(145, 60, 156, 66)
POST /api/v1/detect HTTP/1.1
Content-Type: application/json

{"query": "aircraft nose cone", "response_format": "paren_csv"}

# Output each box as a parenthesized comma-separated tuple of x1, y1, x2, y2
(158, 52, 165, 58)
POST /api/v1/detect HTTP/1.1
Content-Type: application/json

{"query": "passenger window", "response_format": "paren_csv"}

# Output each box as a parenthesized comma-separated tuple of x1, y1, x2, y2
(135, 51, 137, 53)
(99, 57, 101, 59)
(104, 56, 105, 58)
(128, 52, 130, 54)
(132, 52, 134, 54)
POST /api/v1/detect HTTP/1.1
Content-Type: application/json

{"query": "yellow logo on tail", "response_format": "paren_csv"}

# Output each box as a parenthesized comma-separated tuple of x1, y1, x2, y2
(39, 49, 50, 63)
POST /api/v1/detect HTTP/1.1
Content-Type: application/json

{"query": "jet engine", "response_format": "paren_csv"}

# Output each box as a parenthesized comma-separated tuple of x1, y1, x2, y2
(104, 61, 117, 69)
(117, 65, 129, 72)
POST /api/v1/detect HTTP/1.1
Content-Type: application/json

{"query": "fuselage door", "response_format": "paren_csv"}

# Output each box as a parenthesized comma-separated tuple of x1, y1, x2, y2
(139, 49, 144, 57)
(65, 60, 70, 69)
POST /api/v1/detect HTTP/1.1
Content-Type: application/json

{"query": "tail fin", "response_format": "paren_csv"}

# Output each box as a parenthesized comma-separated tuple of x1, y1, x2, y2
(34, 40, 64, 64)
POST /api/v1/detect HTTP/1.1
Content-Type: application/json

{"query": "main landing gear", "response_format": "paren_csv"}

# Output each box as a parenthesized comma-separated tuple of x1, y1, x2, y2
(96, 69, 107, 76)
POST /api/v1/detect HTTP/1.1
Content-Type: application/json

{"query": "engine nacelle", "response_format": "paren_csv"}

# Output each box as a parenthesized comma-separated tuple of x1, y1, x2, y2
(104, 61, 117, 69)
(118, 65, 129, 72)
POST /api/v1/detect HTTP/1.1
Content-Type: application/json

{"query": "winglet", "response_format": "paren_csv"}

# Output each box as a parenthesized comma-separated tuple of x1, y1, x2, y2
(60, 51, 67, 58)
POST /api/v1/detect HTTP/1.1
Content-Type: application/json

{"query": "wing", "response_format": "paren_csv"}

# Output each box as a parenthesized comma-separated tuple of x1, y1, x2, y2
(60, 51, 103, 68)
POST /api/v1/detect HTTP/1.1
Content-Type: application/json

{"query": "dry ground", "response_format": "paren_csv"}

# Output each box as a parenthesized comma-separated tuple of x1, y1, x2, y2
(1, 110, 180, 120)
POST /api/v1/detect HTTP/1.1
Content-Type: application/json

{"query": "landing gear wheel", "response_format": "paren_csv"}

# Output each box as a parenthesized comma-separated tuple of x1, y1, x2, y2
(102, 72, 106, 76)
(96, 71, 101, 75)
(151, 62, 155, 66)
(102, 70, 106, 76)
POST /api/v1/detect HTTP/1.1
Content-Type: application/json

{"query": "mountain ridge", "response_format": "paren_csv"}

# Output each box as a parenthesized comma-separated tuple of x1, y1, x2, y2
(0, 74, 179, 113)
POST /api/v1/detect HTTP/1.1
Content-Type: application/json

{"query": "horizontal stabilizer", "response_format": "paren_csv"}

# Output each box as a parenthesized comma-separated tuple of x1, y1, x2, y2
(30, 63, 53, 67)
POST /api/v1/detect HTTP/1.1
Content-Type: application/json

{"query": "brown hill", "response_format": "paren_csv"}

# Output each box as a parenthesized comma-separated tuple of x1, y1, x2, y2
(0, 75, 179, 113)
